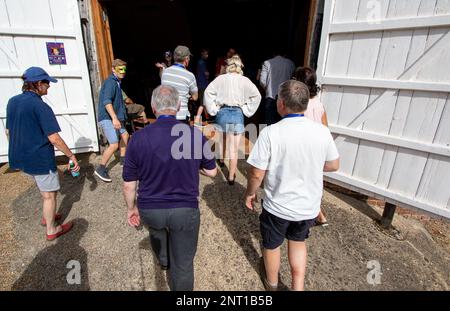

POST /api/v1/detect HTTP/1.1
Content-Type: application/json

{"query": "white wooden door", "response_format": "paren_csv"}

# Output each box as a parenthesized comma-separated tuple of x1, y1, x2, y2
(0, 0, 99, 163)
(317, 0, 450, 219)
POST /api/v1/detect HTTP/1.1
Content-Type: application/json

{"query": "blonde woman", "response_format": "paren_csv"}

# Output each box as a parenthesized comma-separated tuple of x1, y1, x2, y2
(204, 55, 261, 185)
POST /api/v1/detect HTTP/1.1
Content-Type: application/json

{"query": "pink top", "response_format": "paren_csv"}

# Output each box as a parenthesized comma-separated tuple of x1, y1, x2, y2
(304, 96, 325, 124)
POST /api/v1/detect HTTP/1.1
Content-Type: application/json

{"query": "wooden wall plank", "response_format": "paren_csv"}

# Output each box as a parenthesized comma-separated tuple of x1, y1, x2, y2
(387, 0, 422, 18)
(418, 0, 439, 16)
(325, 34, 354, 77)
(357, 0, 390, 22)
(5, 0, 53, 29)
(0, 36, 15, 70)
(434, 0, 450, 15)
(333, 0, 361, 23)
(433, 96, 450, 145)
(347, 33, 382, 78)
(49, 0, 75, 30)
(0, 0, 10, 27)
(416, 154, 450, 206)
(320, 85, 344, 125)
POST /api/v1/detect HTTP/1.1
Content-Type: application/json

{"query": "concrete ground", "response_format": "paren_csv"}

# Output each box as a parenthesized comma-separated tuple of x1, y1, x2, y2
(0, 153, 448, 291)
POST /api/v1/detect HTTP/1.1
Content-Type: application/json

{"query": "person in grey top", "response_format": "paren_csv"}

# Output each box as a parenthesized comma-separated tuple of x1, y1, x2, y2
(161, 46, 199, 122)
(260, 49, 295, 125)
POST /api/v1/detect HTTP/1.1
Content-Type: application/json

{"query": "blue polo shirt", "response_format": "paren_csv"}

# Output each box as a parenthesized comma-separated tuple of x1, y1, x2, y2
(6, 91, 61, 175)
(122, 117, 216, 210)
(97, 74, 127, 122)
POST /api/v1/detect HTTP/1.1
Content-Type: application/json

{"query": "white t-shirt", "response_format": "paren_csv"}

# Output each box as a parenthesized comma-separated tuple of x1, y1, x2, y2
(247, 117, 340, 221)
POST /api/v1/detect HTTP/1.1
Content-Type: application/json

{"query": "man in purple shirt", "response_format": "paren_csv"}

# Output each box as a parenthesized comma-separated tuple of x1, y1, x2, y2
(123, 85, 217, 291)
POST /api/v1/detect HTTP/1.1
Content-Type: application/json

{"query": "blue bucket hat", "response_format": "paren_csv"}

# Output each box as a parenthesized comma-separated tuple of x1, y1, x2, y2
(23, 67, 58, 83)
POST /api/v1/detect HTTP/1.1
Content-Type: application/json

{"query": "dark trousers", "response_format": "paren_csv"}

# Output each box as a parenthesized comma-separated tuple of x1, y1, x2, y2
(139, 208, 200, 291)
(264, 97, 281, 126)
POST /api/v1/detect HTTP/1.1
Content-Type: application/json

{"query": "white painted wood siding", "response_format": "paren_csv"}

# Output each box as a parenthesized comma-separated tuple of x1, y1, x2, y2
(0, 0, 99, 163)
(317, 0, 450, 219)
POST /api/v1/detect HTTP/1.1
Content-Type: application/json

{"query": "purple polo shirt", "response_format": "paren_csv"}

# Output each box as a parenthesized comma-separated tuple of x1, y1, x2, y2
(122, 117, 216, 210)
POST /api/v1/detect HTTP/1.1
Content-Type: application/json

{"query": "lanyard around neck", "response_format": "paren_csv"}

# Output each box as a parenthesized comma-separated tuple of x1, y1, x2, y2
(284, 114, 305, 119)
(173, 63, 185, 69)
(158, 115, 176, 120)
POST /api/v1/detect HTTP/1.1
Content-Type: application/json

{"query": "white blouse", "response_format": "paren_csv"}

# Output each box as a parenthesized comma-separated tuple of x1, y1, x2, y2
(203, 73, 262, 118)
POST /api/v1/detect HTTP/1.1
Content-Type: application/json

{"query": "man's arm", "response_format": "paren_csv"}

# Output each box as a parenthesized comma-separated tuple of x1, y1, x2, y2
(47, 133, 80, 172)
(123, 181, 140, 227)
(324, 158, 340, 172)
(259, 62, 269, 89)
(105, 104, 121, 130)
(200, 167, 217, 178)
(191, 92, 199, 102)
(245, 165, 267, 210)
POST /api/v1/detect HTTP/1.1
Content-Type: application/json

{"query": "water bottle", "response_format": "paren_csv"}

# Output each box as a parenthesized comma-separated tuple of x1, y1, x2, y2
(69, 160, 80, 177)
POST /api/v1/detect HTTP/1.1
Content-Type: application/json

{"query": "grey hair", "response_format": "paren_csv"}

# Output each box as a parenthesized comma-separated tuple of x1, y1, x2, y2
(278, 80, 310, 113)
(151, 85, 180, 113)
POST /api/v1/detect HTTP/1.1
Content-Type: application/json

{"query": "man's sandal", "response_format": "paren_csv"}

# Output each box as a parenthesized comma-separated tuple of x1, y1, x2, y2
(46, 222, 73, 241)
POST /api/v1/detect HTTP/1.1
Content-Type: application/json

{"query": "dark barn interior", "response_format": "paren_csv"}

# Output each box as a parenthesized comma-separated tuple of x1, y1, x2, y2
(101, 0, 312, 118)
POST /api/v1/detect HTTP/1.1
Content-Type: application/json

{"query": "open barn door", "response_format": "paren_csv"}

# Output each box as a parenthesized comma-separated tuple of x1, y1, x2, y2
(317, 0, 450, 219)
(0, 0, 99, 163)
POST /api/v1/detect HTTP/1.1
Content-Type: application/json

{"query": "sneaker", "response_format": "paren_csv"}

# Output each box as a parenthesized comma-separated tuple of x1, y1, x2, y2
(94, 166, 112, 183)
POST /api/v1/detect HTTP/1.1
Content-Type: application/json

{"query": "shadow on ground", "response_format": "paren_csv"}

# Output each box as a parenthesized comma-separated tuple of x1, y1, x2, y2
(12, 218, 90, 290)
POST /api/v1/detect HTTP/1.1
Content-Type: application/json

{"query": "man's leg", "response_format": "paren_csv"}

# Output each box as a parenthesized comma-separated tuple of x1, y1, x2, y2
(119, 131, 129, 158)
(263, 247, 281, 287)
(100, 143, 119, 166)
(98, 120, 120, 167)
(287, 240, 307, 291)
(42, 191, 59, 235)
(139, 209, 169, 268)
(150, 228, 169, 268)
(167, 208, 200, 291)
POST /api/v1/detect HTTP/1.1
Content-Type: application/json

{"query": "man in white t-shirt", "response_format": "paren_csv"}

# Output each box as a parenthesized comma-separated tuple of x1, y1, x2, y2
(245, 80, 340, 291)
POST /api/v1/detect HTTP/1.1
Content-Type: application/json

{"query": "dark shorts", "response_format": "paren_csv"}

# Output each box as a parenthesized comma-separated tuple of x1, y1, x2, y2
(260, 208, 316, 250)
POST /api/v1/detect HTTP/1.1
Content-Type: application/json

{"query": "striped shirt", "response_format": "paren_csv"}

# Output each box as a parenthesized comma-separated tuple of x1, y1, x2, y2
(161, 64, 198, 120)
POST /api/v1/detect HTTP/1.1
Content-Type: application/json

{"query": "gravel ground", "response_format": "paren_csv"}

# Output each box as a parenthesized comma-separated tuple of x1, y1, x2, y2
(0, 153, 448, 291)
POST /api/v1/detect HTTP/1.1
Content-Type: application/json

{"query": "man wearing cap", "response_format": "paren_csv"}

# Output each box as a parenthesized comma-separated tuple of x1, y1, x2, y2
(161, 46, 199, 122)
(6, 67, 80, 241)
(95, 59, 129, 182)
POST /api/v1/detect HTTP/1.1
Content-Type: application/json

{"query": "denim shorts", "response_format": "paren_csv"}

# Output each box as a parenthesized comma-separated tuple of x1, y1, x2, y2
(215, 106, 245, 135)
(99, 120, 127, 144)
(260, 208, 317, 249)
(28, 170, 60, 192)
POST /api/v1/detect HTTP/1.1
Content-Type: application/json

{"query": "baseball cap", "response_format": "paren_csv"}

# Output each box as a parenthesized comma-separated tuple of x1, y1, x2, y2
(174, 46, 193, 59)
(23, 67, 58, 83)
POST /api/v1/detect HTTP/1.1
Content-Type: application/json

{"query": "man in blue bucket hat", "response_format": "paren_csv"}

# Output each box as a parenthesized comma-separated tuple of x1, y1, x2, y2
(6, 67, 80, 241)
